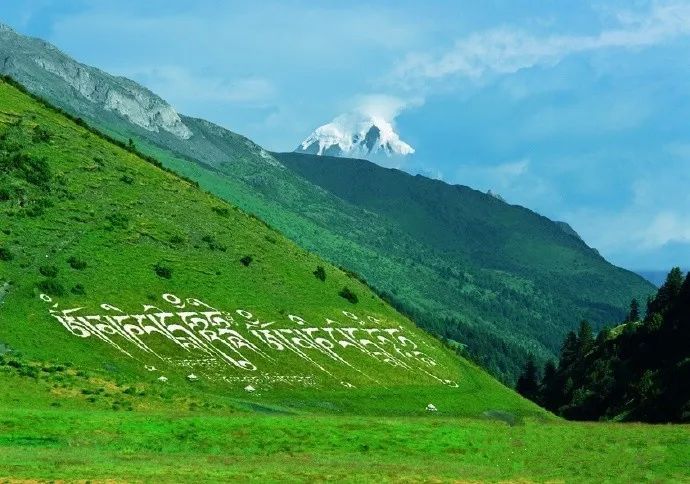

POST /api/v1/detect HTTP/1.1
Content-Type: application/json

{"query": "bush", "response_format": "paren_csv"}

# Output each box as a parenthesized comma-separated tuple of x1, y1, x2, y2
(3, 152, 52, 187)
(71, 284, 86, 295)
(106, 213, 129, 229)
(313, 266, 326, 282)
(240, 255, 253, 267)
(32, 125, 52, 143)
(120, 174, 134, 184)
(39, 265, 58, 278)
(169, 234, 185, 245)
(201, 234, 226, 252)
(0, 247, 13, 261)
(0, 187, 12, 201)
(211, 206, 230, 217)
(37, 279, 65, 296)
(153, 262, 172, 279)
(339, 287, 358, 304)
(67, 256, 87, 270)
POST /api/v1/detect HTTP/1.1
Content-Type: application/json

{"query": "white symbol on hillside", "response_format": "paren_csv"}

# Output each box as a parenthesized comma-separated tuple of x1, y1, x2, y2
(40, 293, 458, 389)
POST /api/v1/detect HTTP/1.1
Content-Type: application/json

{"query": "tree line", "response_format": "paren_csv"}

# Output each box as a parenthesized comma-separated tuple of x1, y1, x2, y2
(516, 267, 689, 422)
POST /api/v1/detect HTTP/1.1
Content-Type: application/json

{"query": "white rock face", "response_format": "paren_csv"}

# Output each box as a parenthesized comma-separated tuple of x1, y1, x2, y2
(103, 89, 192, 139)
(32, 57, 192, 140)
(297, 113, 414, 158)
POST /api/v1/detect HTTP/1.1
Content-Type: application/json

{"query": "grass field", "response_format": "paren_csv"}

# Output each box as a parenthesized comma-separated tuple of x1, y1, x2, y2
(1, 370, 688, 482)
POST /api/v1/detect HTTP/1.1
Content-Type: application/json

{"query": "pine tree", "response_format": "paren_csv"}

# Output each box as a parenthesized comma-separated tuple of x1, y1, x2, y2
(559, 331, 578, 370)
(539, 360, 560, 410)
(648, 267, 684, 317)
(627, 298, 640, 322)
(577, 320, 594, 356)
(516, 353, 540, 401)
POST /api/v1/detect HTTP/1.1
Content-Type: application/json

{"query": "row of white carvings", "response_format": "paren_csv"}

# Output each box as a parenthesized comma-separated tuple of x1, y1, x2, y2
(41, 293, 458, 387)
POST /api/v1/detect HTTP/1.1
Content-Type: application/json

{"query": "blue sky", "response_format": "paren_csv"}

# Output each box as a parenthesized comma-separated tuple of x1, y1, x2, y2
(3, 0, 690, 271)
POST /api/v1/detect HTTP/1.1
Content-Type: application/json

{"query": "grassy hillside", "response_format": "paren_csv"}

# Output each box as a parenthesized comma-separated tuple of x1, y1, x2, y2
(0, 78, 545, 418)
(0, 27, 656, 382)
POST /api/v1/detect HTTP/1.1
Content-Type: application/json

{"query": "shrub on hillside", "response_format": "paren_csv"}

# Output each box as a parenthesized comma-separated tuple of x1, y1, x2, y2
(2, 152, 52, 187)
(339, 287, 358, 304)
(313, 266, 326, 282)
(153, 262, 172, 279)
(37, 279, 65, 297)
(67, 256, 87, 270)
(169, 234, 185, 245)
(240, 255, 253, 267)
(105, 213, 129, 229)
(202, 234, 227, 252)
(211, 206, 230, 217)
(0, 187, 12, 201)
(71, 284, 86, 295)
(0, 247, 13, 261)
(31, 125, 52, 143)
(39, 265, 58, 278)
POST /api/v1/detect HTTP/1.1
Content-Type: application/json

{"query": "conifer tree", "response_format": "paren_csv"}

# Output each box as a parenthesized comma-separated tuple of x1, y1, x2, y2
(559, 331, 578, 370)
(627, 298, 640, 322)
(577, 320, 594, 356)
(539, 360, 560, 410)
(648, 267, 684, 317)
(516, 353, 539, 401)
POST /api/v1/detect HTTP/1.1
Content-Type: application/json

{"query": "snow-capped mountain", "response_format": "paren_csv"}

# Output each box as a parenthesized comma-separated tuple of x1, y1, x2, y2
(296, 113, 414, 158)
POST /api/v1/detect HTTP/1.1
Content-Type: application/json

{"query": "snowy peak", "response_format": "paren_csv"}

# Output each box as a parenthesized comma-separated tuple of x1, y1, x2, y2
(296, 113, 414, 158)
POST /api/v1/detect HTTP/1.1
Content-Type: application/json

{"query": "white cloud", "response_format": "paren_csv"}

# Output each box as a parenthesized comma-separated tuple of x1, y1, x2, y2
(492, 159, 529, 178)
(392, 2, 690, 87)
(566, 207, 690, 258)
(352, 94, 416, 122)
(643, 212, 690, 248)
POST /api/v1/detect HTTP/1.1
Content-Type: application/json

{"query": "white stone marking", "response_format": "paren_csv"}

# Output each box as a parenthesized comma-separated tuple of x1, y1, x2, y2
(41, 293, 451, 388)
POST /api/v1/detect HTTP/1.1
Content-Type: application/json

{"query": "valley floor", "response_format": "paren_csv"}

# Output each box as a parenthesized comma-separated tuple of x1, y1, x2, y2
(0, 405, 688, 482)
(0, 356, 687, 482)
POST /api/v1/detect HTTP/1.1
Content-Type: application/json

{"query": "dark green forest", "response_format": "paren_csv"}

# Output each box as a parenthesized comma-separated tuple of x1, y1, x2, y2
(517, 268, 690, 422)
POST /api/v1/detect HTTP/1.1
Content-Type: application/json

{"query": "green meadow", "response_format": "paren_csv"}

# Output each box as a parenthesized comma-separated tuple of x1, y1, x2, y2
(1, 367, 688, 482)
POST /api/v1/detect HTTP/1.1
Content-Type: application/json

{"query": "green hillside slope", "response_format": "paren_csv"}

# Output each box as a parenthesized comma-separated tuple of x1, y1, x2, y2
(0, 79, 543, 417)
(0, 24, 654, 381)
(275, 152, 655, 373)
